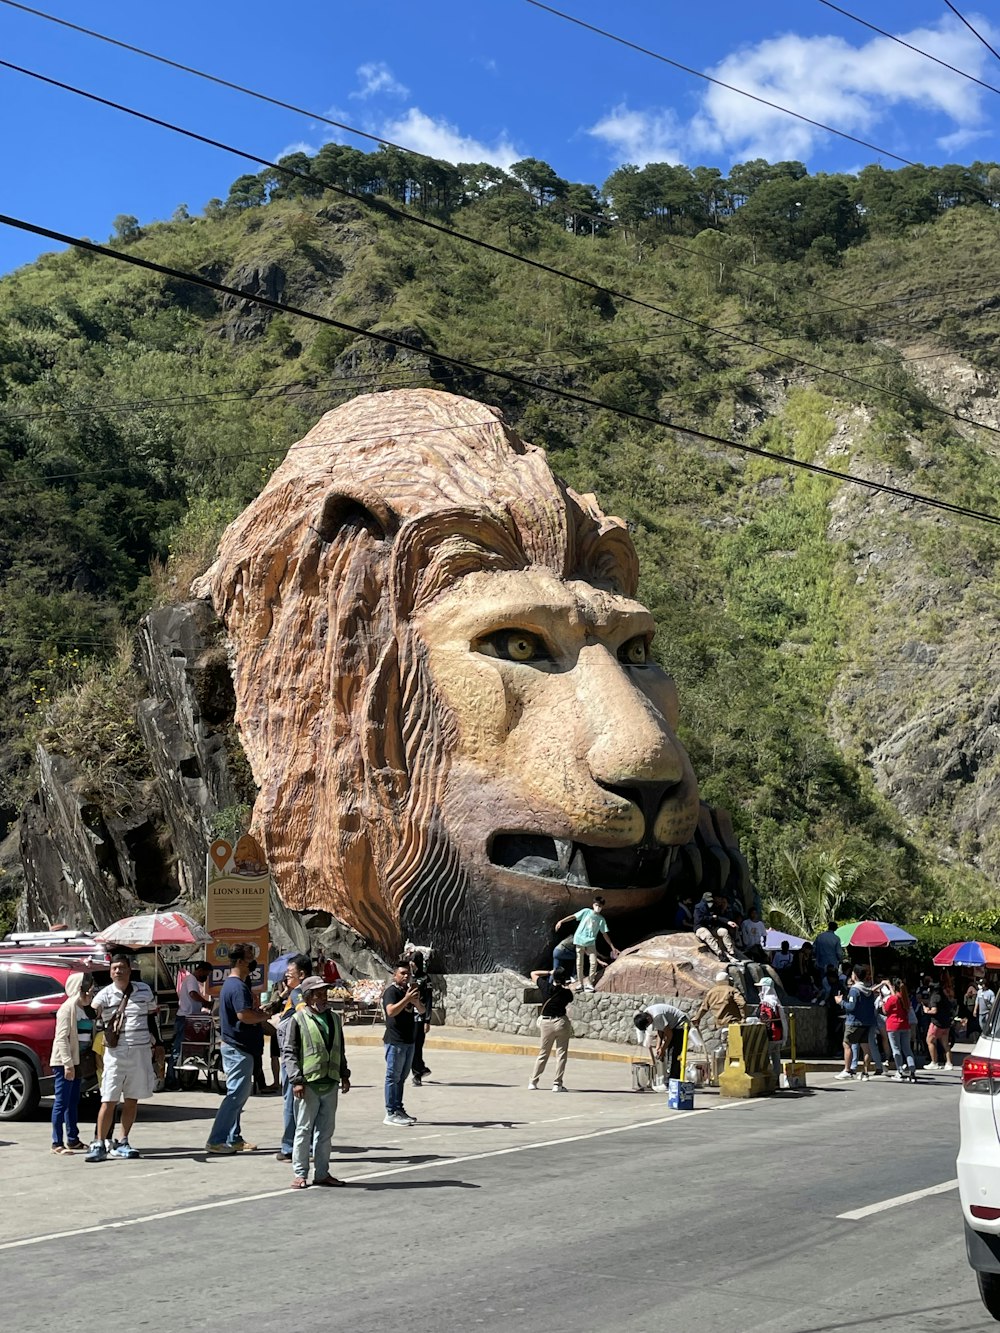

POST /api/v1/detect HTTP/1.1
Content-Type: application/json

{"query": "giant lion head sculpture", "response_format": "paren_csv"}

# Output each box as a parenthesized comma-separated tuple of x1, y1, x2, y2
(196, 388, 702, 972)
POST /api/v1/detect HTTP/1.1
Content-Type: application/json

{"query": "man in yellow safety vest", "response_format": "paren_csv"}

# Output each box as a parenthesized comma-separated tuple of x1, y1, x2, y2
(279, 975, 351, 1189)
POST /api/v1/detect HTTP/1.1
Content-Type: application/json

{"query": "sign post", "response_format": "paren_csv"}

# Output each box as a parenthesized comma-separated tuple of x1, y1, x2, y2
(205, 834, 270, 993)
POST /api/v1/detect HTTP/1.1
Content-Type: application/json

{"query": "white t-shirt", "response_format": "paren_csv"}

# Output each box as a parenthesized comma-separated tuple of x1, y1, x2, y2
(741, 919, 766, 950)
(176, 971, 210, 1017)
(92, 980, 157, 1047)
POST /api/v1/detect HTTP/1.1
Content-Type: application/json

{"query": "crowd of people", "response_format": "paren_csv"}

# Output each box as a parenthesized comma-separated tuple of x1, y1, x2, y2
(46, 944, 436, 1188)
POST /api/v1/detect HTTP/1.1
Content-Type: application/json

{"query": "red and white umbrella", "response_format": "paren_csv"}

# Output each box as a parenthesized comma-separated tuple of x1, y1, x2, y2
(95, 911, 213, 948)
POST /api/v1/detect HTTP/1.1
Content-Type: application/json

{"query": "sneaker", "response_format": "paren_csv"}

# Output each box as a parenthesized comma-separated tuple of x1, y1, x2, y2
(859, 1072, 870, 1081)
(944, 1063, 956, 1071)
(892, 1071, 905, 1081)
(834, 1070, 855, 1081)
(383, 1112, 413, 1126)
(110, 1139, 139, 1159)
(84, 1140, 107, 1163)
(274, 1151, 293, 1162)
(652, 1080, 668, 1092)
(206, 1142, 237, 1155)
(552, 1084, 568, 1093)
(583, 983, 595, 993)
(412, 1077, 422, 1087)
(927, 1062, 943, 1070)
(909, 1071, 918, 1083)
(527, 1080, 539, 1090)
(398, 1110, 417, 1123)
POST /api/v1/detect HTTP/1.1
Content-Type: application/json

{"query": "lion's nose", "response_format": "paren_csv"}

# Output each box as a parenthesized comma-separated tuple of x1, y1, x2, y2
(597, 779, 683, 847)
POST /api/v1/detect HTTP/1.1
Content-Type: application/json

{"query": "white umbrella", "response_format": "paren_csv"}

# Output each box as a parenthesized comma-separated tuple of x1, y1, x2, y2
(95, 911, 213, 948)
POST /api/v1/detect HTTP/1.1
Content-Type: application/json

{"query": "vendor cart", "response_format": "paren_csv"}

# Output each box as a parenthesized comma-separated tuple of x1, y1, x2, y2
(174, 1014, 225, 1092)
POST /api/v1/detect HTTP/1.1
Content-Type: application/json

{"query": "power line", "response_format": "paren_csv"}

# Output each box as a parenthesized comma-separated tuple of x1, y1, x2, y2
(2, 210, 999, 529)
(942, 1, 1000, 67)
(816, 0, 1000, 96)
(522, 0, 917, 167)
(6, 59, 999, 444)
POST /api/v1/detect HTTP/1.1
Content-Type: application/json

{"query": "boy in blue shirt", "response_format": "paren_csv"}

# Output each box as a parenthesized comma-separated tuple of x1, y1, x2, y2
(554, 895, 619, 992)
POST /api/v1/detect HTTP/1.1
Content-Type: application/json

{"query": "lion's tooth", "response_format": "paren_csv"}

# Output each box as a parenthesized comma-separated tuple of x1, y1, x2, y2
(568, 847, 591, 886)
(662, 846, 677, 876)
(554, 839, 573, 870)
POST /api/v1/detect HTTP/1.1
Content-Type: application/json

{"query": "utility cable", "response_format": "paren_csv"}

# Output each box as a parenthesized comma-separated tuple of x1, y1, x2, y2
(816, 0, 1000, 96)
(522, 0, 917, 167)
(942, 1, 1000, 67)
(5, 59, 999, 443)
(2, 210, 999, 528)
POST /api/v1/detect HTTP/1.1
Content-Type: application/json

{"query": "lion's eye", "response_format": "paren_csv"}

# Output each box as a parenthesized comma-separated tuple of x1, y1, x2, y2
(619, 636, 650, 667)
(480, 630, 550, 663)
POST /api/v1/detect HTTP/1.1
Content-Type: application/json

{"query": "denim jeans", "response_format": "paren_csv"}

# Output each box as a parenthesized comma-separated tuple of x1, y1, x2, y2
(51, 1066, 82, 1145)
(384, 1041, 415, 1113)
(281, 1071, 296, 1154)
(170, 1015, 186, 1073)
(888, 1028, 916, 1071)
(292, 1085, 339, 1180)
(207, 1044, 255, 1147)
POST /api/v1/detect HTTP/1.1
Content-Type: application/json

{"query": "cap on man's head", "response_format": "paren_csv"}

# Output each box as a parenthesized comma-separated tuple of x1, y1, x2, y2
(300, 975, 328, 995)
(715, 970, 730, 983)
(757, 976, 776, 992)
(702, 891, 715, 903)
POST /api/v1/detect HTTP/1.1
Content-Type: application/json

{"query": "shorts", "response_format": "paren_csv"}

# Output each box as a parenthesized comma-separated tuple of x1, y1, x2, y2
(100, 1044, 156, 1102)
(844, 1026, 868, 1047)
(928, 1023, 952, 1040)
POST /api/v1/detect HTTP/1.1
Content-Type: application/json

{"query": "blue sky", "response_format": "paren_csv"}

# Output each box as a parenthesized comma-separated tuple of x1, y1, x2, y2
(1, 0, 998, 275)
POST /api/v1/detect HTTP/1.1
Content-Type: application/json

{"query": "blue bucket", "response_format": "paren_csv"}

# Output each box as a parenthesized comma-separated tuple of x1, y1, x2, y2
(667, 1078, 695, 1110)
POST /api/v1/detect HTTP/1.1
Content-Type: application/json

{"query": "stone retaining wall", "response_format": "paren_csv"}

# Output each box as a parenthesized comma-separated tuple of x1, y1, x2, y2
(432, 972, 828, 1055)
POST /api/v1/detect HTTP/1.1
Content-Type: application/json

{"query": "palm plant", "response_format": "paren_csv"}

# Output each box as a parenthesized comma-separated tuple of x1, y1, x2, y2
(765, 849, 865, 939)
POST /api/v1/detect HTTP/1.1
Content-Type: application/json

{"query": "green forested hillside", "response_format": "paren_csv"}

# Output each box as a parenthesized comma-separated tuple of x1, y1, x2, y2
(3, 149, 1000, 931)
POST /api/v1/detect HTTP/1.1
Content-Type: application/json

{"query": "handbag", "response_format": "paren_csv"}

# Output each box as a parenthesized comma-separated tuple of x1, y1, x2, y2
(103, 985, 132, 1049)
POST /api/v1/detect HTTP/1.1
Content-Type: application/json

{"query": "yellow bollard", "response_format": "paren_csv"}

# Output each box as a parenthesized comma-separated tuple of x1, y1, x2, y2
(668, 1021, 694, 1109)
(718, 1021, 775, 1098)
(780, 1010, 808, 1089)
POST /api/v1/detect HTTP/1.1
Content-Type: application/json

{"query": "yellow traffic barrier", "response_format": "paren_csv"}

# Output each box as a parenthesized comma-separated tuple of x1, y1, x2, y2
(780, 1010, 807, 1090)
(718, 1021, 775, 1098)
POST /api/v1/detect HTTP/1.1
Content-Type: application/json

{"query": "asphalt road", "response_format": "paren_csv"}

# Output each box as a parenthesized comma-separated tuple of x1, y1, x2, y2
(0, 1047, 990, 1333)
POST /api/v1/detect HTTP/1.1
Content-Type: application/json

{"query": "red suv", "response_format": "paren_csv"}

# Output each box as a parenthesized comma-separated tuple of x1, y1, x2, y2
(0, 960, 98, 1120)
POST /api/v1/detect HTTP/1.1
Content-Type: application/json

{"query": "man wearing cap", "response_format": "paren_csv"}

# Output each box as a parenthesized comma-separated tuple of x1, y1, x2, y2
(692, 971, 748, 1029)
(634, 1003, 688, 1092)
(693, 891, 741, 962)
(280, 976, 351, 1188)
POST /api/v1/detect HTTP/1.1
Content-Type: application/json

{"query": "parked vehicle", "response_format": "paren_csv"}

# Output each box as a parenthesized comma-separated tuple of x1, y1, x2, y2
(958, 995, 1000, 1319)
(0, 958, 99, 1120)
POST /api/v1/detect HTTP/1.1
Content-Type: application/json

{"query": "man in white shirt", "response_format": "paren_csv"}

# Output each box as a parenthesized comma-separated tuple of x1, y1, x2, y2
(741, 910, 766, 954)
(85, 953, 162, 1162)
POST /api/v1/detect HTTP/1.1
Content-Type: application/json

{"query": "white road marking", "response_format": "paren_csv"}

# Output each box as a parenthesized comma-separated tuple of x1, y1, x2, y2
(0, 1097, 757, 1251)
(837, 1179, 958, 1220)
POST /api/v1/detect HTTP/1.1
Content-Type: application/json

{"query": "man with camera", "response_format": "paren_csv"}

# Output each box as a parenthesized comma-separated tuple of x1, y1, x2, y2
(85, 953, 163, 1162)
(382, 960, 426, 1126)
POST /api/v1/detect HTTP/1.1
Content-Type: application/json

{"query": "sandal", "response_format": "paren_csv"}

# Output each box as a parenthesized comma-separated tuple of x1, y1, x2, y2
(289, 1177, 309, 1189)
(313, 1176, 347, 1187)
(65, 1140, 86, 1151)
(50, 1145, 70, 1155)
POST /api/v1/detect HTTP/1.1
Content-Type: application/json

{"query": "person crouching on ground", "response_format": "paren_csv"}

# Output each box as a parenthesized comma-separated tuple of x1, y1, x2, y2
(528, 965, 575, 1092)
(280, 975, 351, 1189)
(634, 1003, 688, 1090)
(49, 972, 96, 1154)
(86, 954, 164, 1162)
(756, 976, 787, 1081)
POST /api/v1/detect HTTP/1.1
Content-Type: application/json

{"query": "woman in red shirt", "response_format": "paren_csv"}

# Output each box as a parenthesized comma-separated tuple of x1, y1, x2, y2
(883, 977, 917, 1083)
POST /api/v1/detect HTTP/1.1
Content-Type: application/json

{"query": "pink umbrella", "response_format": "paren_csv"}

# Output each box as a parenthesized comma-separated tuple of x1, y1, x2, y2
(95, 911, 213, 948)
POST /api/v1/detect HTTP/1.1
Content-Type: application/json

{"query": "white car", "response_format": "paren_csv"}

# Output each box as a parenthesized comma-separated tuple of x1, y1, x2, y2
(958, 1014, 1000, 1320)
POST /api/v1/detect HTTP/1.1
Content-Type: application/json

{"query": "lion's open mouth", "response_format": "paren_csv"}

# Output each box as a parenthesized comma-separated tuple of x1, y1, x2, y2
(489, 833, 676, 891)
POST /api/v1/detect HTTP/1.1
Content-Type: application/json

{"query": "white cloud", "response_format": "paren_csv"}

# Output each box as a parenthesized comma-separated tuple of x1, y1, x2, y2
(588, 14, 997, 165)
(380, 107, 520, 167)
(274, 139, 318, 160)
(937, 126, 990, 153)
(350, 61, 409, 100)
(588, 105, 684, 166)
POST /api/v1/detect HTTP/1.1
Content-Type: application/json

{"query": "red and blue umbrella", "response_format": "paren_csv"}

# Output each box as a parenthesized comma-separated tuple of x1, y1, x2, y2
(932, 941, 1000, 968)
